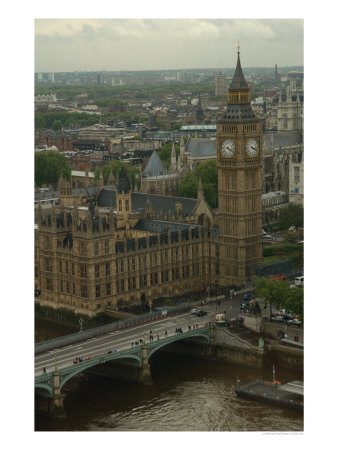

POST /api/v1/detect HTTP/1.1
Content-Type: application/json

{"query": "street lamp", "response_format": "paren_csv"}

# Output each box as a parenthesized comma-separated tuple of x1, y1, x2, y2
(79, 317, 84, 333)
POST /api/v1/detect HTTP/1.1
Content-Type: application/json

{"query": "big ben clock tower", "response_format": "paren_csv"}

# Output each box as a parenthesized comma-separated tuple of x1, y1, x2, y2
(217, 46, 263, 288)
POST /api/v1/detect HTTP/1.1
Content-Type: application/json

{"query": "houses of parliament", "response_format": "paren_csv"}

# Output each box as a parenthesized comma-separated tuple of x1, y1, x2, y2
(34, 50, 264, 317)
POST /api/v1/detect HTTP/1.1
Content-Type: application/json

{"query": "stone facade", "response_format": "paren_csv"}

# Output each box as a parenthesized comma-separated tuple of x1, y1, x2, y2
(35, 203, 219, 317)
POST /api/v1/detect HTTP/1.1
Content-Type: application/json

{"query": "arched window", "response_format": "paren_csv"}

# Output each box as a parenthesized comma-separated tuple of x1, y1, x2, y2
(282, 113, 288, 129)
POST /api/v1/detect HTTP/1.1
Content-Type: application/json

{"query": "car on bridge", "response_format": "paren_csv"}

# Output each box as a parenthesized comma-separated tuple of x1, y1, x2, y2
(196, 310, 207, 317)
(191, 308, 200, 314)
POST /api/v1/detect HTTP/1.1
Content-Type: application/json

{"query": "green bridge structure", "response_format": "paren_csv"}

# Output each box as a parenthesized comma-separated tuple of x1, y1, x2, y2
(35, 325, 212, 417)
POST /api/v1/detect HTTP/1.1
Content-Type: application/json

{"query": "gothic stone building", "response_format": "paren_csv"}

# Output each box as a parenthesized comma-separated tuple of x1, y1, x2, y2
(35, 51, 265, 317)
(35, 166, 216, 317)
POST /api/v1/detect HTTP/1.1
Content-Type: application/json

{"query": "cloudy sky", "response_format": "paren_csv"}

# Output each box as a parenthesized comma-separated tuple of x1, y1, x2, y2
(35, 19, 303, 72)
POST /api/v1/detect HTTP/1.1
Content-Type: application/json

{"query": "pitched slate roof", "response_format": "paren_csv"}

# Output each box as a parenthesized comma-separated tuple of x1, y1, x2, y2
(132, 192, 198, 216)
(96, 189, 199, 216)
(73, 186, 99, 198)
(263, 130, 302, 151)
(142, 150, 166, 177)
(185, 138, 216, 157)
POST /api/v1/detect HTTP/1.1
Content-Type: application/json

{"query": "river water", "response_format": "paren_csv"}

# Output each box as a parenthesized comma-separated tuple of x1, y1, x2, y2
(35, 317, 303, 432)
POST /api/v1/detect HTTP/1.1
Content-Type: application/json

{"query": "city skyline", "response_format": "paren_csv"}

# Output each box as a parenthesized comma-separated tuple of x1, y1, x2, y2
(35, 19, 303, 73)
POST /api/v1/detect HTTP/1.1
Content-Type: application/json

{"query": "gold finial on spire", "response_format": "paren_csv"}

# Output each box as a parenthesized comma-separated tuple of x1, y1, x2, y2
(237, 41, 240, 54)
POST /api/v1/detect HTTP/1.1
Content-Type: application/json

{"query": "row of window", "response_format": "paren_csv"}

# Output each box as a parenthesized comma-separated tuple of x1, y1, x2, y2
(222, 172, 237, 190)
(228, 93, 249, 103)
(45, 242, 207, 278)
(245, 170, 257, 190)
(46, 264, 202, 298)
(115, 246, 200, 273)
(221, 125, 238, 134)
(243, 124, 257, 132)
(118, 199, 129, 212)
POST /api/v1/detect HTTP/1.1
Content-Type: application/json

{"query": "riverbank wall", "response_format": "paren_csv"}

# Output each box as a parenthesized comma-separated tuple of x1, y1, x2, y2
(210, 325, 303, 372)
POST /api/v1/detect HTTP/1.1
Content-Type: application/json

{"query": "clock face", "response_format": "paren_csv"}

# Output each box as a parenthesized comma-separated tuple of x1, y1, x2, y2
(221, 139, 235, 158)
(246, 138, 259, 157)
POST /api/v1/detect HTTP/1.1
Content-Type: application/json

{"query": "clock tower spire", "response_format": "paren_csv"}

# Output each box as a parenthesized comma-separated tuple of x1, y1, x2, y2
(216, 48, 263, 288)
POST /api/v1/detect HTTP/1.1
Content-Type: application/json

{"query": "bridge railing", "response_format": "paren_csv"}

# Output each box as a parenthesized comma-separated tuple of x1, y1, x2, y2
(35, 302, 192, 355)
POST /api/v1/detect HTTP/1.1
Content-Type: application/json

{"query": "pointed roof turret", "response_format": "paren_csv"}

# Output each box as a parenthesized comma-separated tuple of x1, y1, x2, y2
(107, 170, 115, 185)
(229, 54, 248, 90)
(229, 44, 249, 91)
(222, 44, 256, 120)
(171, 142, 176, 159)
(197, 177, 204, 200)
(142, 150, 166, 178)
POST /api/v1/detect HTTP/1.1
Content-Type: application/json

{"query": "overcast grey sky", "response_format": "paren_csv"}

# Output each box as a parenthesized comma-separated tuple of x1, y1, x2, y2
(35, 19, 303, 72)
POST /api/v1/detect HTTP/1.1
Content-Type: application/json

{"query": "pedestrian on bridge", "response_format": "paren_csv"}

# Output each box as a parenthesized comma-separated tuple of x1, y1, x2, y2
(43, 367, 46, 374)
(165, 330, 168, 338)
(131, 342, 134, 348)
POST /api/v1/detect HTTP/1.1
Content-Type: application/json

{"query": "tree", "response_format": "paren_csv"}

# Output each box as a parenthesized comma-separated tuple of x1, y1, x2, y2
(254, 276, 304, 320)
(35, 152, 71, 187)
(158, 143, 179, 169)
(195, 160, 218, 208)
(35, 114, 46, 129)
(52, 120, 63, 131)
(254, 277, 290, 316)
(178, 173, 198, 199)
(195, 159, 218, 184)
(285, 287, 304, 320)
(275, 203, 303, 231)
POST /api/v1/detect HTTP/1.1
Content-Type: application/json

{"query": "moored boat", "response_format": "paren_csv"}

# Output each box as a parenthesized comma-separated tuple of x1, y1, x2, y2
(235, 367, 303, 411)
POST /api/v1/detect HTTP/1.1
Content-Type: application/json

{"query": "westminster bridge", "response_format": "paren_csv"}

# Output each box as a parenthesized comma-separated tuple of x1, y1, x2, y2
(34, 297, 278, 417)
(35, 304, 214, 416)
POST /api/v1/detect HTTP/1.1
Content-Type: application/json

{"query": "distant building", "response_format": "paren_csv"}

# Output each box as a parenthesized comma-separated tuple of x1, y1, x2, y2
(288, 71, 304, 80)
(97, 73, 104, 85)
(214, 73, 227, 97)
(274, 64, 281, 83)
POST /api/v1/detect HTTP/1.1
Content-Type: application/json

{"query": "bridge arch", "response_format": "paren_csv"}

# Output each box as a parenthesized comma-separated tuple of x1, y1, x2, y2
(60, 352, 142, 390)
(35, 382, 53, 397)
(147, 332, 210, 361)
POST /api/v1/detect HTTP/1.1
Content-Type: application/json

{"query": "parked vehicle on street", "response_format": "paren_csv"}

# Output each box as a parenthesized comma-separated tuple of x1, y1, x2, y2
(283, 314, 295, 321)
(270, 315, 284, 323)
(287, 319, 302, 327)
(270, 276, 286, 282)
(240, 303, 250, 311)
(263, 234, 272, 240)
(294, 276, 304, 287)
(196, 310, 207, 317)
(243, 293, 254, 300)
(191, 308, 199, 314)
